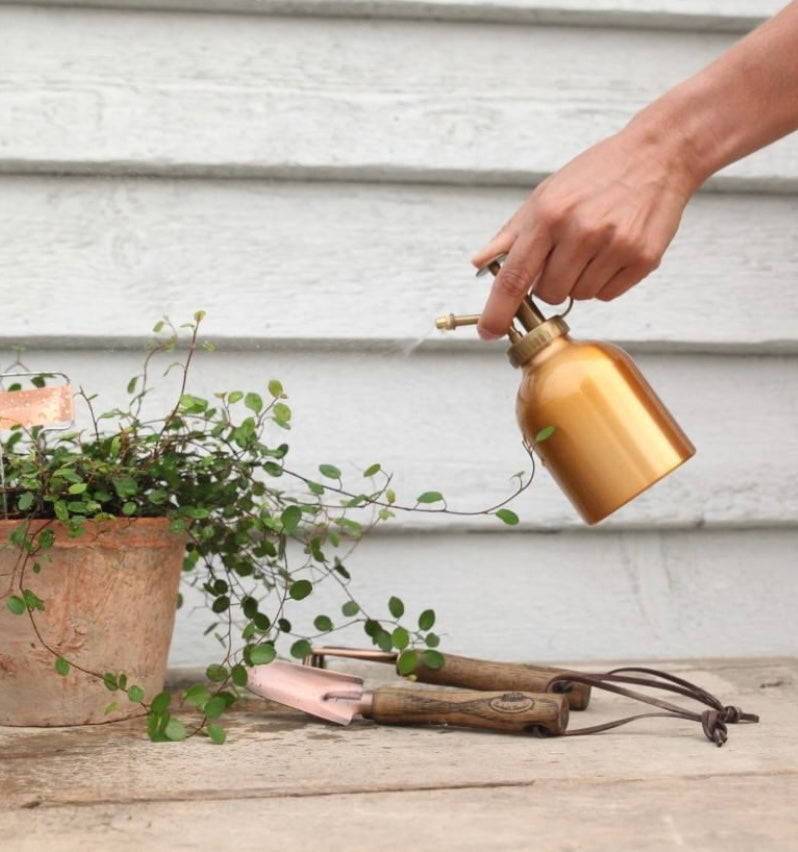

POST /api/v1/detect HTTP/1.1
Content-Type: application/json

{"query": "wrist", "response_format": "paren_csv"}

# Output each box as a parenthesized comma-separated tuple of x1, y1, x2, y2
(623, 90, 718, 198)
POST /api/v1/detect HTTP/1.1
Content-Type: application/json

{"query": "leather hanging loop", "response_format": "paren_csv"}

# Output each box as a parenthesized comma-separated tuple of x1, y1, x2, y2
(543, 668, 760, 747)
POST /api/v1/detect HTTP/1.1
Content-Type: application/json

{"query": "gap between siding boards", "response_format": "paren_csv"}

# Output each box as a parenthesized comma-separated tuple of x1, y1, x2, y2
(0, 0, 768, 36)
(1, 162, 797, 198)
(1, 337, 797, 357)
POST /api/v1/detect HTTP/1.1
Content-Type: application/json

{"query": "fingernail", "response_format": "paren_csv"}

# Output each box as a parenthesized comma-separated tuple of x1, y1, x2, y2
(477, 327, 501, 341)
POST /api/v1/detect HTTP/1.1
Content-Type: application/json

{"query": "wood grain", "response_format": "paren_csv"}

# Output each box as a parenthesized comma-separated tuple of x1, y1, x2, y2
(3, 347, 796, 529)
(1, 6, 797, 183)
(0, 176, 796, 347)
(368, 687, 569, 734)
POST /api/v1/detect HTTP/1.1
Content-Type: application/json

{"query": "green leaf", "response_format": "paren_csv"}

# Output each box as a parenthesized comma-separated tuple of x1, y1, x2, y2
(535, 425, 556, 443)
(206, 664, 228, 683)
(184, 684, 211, 708)
(416, 491, 444, 505)
(375, 629, 394, 653)
(127, 684, 145, 702)
(418, 609, 436, 631)
(54, 657, 70, 676)
(68, 482, 87, 495)
(268, 379, 284, 398)
(211, 595, 230, 614)
(17, 492, 34, 512)
(425, 632, 441, 648)
(363, 463, 381, 478)
(150, 692, 171, 714)
(495, 508, 520, 526)
(231, 665, 248, 688)
(103, 672, 118, 692)
(122, 501, 137, 516)
(272, 402, 291, 425)
(423, 649, 445, 670)
(37, 529, 55, 549)
(307, 480, 325, 496)
(178, 393, 207, 414)
(206, 723, 227, 745)
(111, 476, 138, 499)
(280, 505, 302, 534)
(253, 612, 271, 632)
(341, 600, 359, 617)
(164, 717, 187, 741)
(22, 589, 45, 612)
(250, 643, 276, 665)
(244, 392, 263, 414)
(289, 580, 313, 601)
(227, 390, 243, 404)
(391, 626, 410, 650)
(6, 596, 25, 615)
(388, 596, 405, 618)
(204, 696, 227, 719)
(397, 650, 418, 676)
(319, 464, 342, 480)
(290, 639, 312, 660)
(313, 615, 333, 632)
(105, 701, 119, 716)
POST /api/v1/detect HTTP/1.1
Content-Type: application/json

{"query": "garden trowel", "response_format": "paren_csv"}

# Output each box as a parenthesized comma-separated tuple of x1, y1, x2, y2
(248, 660, 569, 735)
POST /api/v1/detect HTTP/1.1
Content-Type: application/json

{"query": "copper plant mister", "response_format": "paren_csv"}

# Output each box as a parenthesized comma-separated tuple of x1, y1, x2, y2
(436, 258, 695, 525)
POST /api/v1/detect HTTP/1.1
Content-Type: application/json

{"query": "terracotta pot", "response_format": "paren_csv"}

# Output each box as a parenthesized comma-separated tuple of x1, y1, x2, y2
(0, 517, 185, 726)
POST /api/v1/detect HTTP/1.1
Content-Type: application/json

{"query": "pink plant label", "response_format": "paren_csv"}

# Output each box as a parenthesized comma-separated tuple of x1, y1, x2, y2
(0, 385, 74, 430)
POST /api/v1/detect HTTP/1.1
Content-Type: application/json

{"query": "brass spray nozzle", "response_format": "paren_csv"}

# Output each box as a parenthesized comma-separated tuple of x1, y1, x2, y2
(435, 313, 481, 331)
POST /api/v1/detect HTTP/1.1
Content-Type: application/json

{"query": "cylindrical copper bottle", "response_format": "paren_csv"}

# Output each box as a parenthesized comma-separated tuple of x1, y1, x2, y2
(509, 298, 695, 525)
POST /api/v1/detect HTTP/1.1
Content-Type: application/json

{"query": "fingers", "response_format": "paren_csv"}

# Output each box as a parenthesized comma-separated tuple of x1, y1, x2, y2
(595, 265, 650, 301)
(477, 232, 552, 340)
(532, 231, 603, 304)
(471, 225, 516, 272)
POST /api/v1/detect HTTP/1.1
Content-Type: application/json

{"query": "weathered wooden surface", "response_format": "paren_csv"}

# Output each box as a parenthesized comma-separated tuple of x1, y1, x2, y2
(2, 5, 798, 185)
(0, 659, 795, 851)
(1, 176, 797, 348)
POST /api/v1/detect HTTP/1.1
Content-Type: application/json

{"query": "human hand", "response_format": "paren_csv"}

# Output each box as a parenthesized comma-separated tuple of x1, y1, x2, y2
(472, 129, 695, 339)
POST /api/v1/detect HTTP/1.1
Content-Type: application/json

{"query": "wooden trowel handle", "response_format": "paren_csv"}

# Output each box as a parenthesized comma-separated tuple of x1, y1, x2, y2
(367, 688, 568, 735)
(404, 653, 591, 710)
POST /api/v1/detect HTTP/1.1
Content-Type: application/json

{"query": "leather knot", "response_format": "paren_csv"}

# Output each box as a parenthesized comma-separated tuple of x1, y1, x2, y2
(701, 710, 728, 747)
(722, 705, 743, 724)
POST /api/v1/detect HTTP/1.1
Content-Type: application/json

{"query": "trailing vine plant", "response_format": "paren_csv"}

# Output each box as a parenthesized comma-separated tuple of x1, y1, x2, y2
(0, 312, 549, 744)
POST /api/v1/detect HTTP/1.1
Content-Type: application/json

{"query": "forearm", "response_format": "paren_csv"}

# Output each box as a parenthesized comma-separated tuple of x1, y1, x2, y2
(626, 0, 798, 192)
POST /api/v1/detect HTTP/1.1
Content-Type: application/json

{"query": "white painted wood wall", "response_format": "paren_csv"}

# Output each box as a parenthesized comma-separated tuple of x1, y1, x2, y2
(1, 0, 796, 665)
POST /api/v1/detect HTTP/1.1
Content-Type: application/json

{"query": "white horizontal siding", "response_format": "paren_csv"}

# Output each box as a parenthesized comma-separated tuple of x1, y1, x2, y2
(1, 175, 796, 349)
(2, 1, 796, 662)
(5, 347, 797, 529)
(2, 6, 798, 187)
(0, 0, 785, 32)
(170, 526, 798, 665)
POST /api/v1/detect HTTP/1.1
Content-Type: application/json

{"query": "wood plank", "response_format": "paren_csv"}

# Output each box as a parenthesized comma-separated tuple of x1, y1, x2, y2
(1, 176, 796, 348)
(2, 774, 797, 852)
(2, 6, 797, 184)
(0, 659, 793, 815)
(170, 527, 798, 666)
(4, 347, 797, 528)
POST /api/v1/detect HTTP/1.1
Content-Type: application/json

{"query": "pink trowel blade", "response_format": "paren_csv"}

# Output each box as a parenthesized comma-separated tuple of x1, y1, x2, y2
(248, 660, 366, 725)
